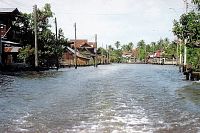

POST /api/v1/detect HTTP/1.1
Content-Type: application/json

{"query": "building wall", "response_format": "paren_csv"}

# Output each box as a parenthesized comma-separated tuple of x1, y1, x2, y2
(60, 52, 74, 66)
(77, 57, 90, 66)
(0, 24, 6, 37)
(60, 52, 91, 66)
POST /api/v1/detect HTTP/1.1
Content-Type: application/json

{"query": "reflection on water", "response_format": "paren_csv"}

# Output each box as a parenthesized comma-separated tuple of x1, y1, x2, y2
(0, 64, 200, 132)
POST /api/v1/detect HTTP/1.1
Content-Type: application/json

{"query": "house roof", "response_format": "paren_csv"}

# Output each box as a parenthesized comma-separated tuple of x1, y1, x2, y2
(149, 50, 163, 58)
(70, 39, 97, 48)
(0, 8, 20, 15)
(88, 42, 97, 48)
(80, 43, 92, 48)
(66, 46, 75, 54)
(70, 39, 88, 48)
(66, 46, 91, 60)
(2, 40, 21, 46)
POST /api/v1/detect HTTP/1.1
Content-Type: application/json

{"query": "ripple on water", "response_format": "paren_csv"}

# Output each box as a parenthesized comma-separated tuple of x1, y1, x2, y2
(0, 64, 199, 132)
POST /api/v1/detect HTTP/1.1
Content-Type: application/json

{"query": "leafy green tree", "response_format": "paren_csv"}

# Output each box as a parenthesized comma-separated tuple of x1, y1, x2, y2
(192, 0, 200, 10)
(187, 47, 200, 69)
(150, 42, 156, 52)
(110, 49, 122, 63)
(18, 45, 34, 65)
(137, 40, 146, 61)
(108, 45, 113, 51)
(16, 3, 67, 69)
(173, 11, 200, 48)
(97, 47, 107, 56)
(121, 42, 134, 52)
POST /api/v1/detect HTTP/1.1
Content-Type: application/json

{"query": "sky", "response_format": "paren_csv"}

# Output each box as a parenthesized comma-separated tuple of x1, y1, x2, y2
(0, 0, 189, 48)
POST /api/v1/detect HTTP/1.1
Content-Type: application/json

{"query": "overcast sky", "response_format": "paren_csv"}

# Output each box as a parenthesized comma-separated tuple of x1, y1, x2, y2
(1, 0, 189, 47)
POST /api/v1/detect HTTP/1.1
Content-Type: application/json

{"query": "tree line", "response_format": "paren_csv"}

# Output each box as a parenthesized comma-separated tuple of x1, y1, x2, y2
(97, 38, 177, 63)
(173, 0, 200, 69)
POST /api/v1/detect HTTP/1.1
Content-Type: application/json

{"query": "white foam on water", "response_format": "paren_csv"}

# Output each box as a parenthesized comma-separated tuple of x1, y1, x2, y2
(66, 103, 153, 133)
(15, 127, 29, 132)
(12, 112, 33, 132)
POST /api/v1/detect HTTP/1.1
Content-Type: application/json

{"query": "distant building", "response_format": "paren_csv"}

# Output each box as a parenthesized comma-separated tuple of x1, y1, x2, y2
(60, 39, 97, 66)
(122, 51, 132, 63)
(148, 50, 176, 65)
(148, 50, 167, 64)
(60, 46, 91, 67)
(121, 48, 139, 63)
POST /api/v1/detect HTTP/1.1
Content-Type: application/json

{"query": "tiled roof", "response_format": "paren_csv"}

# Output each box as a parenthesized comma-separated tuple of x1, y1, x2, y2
(70, 39, 88, 48)
(70, 39, 96, 48)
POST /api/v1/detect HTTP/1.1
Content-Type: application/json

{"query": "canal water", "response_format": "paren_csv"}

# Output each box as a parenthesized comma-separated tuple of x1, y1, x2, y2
(0, 64, 200, 133)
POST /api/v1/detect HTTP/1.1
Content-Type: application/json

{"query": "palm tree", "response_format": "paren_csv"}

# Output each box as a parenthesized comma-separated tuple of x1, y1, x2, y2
(127, 42, 134, 51)
(115, 41, 120, 50)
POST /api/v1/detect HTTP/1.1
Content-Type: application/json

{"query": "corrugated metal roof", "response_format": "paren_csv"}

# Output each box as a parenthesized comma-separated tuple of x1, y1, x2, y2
(2, 40, 20, 45)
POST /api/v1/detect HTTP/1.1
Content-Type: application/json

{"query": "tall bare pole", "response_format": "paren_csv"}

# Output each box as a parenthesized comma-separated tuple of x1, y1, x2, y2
(176, 39, 179, 65)
(101, 43, 103, 64)
(74, 23, 77, 69)
(34, 5, 38, 68)
(106, 44, 107, 64)
(95, 34, 98, 67)
(183, 0, 188, 71)
(0, 32, 2, 64)
(55, 17, 59, 70)
(144, 44, 146, 63)
(55, 17, 58, 40)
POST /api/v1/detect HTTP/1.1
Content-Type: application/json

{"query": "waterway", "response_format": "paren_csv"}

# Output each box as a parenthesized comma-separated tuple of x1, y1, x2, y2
(0, 64, 200, 132)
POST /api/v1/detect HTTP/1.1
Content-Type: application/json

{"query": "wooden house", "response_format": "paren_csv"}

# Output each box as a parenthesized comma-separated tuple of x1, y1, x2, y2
(0, 8, 21, 65)
(67, 39, 97, 65)
(60, 46, 91, 67)
(148, 50, 165, 64)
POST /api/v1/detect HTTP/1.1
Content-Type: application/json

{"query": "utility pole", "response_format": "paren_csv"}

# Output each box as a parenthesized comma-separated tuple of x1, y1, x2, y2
(95, 34, 98, 67)
(0, 33, 2, 65)
(55, 17, 59, 70)
(106, 44, 108, 64)
(74, 23, 77, 69)
(55, 17, 58, 40)
(183, 0, 188, 72)
(33, 5, 38, 68)
(179, 39, 183, 72)
(101, 43, 103, 64)
(0, 24, 2, 64)
(176, 39, 179, 65)
(144, 44, 146, 63)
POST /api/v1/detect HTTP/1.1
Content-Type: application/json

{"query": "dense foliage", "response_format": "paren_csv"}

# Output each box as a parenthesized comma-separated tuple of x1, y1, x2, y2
(16, 4, 68, 68)
(98, 38, 177, 63)
(173, 1, 200, 69)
